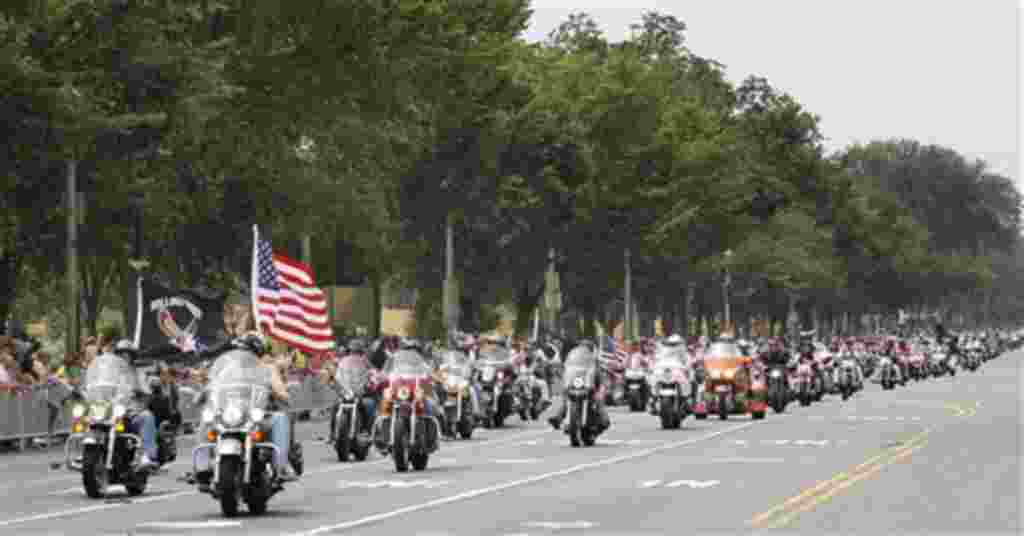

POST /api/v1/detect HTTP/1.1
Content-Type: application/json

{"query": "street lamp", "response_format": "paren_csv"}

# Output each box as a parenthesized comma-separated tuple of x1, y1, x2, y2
(722, 249, 733, 333)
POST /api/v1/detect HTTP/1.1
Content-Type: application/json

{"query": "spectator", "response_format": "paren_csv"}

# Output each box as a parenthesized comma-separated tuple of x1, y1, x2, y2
(55, 351, 84, 386)
(0, 336, 16, 384)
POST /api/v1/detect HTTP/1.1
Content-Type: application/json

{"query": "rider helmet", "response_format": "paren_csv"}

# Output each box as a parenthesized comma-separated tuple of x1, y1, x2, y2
(398, 337, 422, 351)
(232, 332, 267, 356)
(662, 334, 685, 347)
(112, 339, 139, 359)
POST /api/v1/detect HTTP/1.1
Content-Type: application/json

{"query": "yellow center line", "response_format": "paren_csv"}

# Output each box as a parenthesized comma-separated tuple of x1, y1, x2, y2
(764, 441, 928, 529)
(747, 430, 930, 527)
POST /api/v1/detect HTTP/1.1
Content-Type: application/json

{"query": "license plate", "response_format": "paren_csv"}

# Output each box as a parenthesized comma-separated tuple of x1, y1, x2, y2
(217, 438, 243, 455)
(715, 385, 730, 393)
(660, 389, 676, 396)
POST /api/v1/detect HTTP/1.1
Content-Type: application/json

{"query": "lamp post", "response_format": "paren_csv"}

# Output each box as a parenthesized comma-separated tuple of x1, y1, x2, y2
(722, 249, 733, 333)
(624, 248, 632, 343)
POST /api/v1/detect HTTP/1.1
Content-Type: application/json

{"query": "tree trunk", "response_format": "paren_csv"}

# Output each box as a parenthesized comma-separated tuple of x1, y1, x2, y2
(0, 253, 18, 333)
(370, 273, 382, 337)
(513, 280, 544, 338)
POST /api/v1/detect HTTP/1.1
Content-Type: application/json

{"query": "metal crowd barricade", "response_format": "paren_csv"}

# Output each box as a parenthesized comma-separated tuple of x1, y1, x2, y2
(1, 374, 338, 448)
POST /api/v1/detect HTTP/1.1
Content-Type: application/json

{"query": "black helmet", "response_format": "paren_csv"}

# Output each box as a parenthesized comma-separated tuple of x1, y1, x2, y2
(232, 332, 267, 356)
(399, 337, 421, 351)
(348, 338, 367, 353)
(112, 339, 139, 359)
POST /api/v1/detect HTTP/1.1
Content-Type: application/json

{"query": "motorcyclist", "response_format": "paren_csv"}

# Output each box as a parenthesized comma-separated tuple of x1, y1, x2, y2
(386, 337, 443, 427)
(546, 339, 611, 431)
(450, 334, 484, 420)
(328, 339, 377, 439)
(520, 341, 552, 413)
(651, 334, 690, 413)
(110, 340, 161, 471)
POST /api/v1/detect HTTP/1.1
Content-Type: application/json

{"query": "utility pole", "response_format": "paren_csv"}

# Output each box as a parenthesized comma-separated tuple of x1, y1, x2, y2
(443, 214, 455, 342)
(722, 249, 733, 333)
(66, 160, 79, 358)
(624, 248, 632, 343)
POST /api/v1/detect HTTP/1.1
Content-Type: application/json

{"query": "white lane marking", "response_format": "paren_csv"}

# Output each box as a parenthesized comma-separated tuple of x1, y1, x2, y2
(706, 457, 785, 464)
(0, 426, 550, 528)
(137, 521, 242, 529)
(0, 490, 196, 528)
(339, 480, 451, 490)
(640, 480, 662, 488)
(523, 521, 597, 529)
(287, 421, 757, 536)
(514, 440, 542, 446)
(493, 459, 540, 464)
(665, 479, 720, 489)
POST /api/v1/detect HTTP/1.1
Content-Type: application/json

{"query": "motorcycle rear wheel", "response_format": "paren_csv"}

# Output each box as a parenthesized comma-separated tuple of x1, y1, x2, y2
(410, 452, 429, 471)
(125, 471, 148, 496)
(457, 418, 473, 440)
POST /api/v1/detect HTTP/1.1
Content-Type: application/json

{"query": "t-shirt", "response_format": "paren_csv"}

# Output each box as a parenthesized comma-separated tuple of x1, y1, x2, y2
(0, 366, 12, 384)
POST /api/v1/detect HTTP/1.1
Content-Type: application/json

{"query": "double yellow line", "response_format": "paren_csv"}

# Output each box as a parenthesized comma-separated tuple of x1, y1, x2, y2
(747, 430, 930, 529)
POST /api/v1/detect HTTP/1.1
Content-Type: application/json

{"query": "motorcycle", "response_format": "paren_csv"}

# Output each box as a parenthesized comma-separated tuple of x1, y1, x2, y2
(765, 364, 790, 414)
(878, 356, 900, 390)
(623, 354, 650, 412)
(192, 350, 289, 517)
(475, 350, 518, 428)
(332, 356, 374, 462)
(437, 351, 477, 440)
(374, 350, 441, 472)
(649, 348, 691, 429)
(562, 347, 607, 447)
(836, 356, 859, 401)
(515, 362, 545, 421)
(791, 362, 816, 406)
(64, 354, 172, 498)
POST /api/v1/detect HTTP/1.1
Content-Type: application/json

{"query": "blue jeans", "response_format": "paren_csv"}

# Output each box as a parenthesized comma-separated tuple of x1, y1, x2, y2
(129, 410, 158, 460)
(270, 412, 290, 468)
(362, 397, 377, 424)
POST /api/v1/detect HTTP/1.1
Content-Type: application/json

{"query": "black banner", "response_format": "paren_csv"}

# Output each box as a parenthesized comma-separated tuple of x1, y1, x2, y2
(132, 277, 227, 353)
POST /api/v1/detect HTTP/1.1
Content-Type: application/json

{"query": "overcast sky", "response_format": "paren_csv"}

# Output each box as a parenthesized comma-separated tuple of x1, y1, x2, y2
(523, 0, 1019, 183)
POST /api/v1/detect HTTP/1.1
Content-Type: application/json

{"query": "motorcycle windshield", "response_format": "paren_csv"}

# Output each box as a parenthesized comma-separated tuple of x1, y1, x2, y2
(335, 356, 370, 394)
(704, 342, 741, 359)
(477, 348, 513, 368)
(439, 351, 472, 381)
(563, 348, 597, 389)
(206, 350, 272, 413)
(83, 354, 139, 406)
(384, 350, 431, 380)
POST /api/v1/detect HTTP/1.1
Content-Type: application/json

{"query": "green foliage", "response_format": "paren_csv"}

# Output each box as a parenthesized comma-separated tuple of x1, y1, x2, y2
(2, 4, 1021, 337)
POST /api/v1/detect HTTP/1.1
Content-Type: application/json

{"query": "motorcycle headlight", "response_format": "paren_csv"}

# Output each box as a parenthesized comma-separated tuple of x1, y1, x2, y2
(90, 402, 109, 419)
(250, 408, 265, 422)
(71, 404, 86, 418)
(770, 370, 782, 378)
(724, 369, 735, 379)
(112, 404, 127, 418)
(397, 387, 411, 400)
(572, 377, 584, 388)
(201, 408, 216, 423)
(711, 370, 722, 379)
(222, 404, 245, 427)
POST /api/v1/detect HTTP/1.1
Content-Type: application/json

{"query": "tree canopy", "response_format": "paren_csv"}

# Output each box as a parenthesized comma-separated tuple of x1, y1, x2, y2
(2, 4, 1020, 339)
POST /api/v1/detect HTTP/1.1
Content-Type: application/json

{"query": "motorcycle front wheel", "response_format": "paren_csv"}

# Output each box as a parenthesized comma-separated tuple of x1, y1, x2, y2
(335, 414, 351, 462)
(392, 420, 410, 473)
(218, 457, 242, 518)
(81, 448, 108, 499)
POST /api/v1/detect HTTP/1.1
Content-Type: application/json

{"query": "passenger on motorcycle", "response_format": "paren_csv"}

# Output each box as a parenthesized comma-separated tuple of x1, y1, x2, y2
(547, 340, 611, 431)
(246, 334, 298, 481)
(111, 340, 160, 470)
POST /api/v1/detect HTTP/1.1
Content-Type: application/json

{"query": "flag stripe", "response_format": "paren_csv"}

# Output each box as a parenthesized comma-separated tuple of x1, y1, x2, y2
(253, 226, 334, 354)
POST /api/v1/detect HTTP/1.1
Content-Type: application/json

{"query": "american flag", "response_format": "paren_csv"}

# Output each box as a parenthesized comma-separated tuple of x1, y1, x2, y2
(601, 334, 628, 373)
(251, 225, 335, 354)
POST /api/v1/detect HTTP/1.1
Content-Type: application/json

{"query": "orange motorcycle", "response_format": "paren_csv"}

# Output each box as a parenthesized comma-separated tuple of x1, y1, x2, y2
(693, 340, 767, 421)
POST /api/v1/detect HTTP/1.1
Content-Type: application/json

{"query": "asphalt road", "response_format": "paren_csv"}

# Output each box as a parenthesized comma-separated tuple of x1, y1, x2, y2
(0, 352, 1019, 535)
